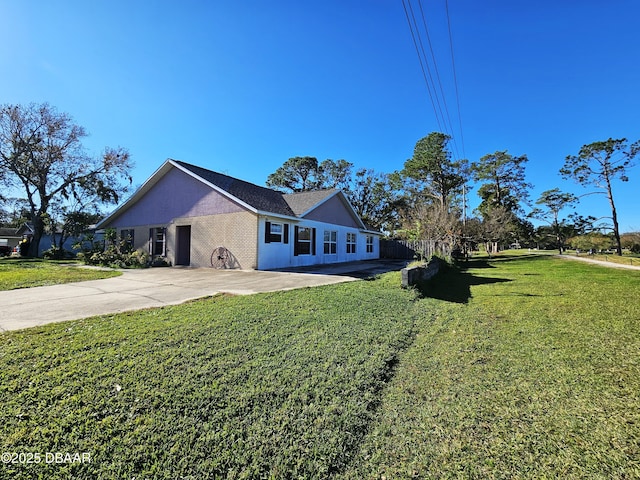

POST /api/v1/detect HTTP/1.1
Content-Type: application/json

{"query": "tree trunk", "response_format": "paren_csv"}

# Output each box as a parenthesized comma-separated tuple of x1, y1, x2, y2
(605, 174, 623, 256)
(27, 216, 44, 257)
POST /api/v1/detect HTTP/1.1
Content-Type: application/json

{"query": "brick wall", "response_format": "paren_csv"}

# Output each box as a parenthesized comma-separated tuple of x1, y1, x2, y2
(172, 211, 258, 269)
(114, 210, 258, 269)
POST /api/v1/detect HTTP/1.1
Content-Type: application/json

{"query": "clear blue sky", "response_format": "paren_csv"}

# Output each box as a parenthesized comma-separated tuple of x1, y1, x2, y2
(2, 0, 639, 232)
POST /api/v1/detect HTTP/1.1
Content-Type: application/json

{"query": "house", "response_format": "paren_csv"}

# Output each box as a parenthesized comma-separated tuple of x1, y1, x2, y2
(15, 223, 82, 257)
(0, 227, 22, 255)
(97, 160, 382, 270)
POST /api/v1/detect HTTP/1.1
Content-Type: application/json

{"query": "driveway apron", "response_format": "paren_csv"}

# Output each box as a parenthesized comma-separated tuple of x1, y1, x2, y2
(0, 261, 403, 332)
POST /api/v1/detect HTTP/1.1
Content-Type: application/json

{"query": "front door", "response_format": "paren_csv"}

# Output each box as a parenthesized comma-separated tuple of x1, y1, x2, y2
(176, 226, 191, 266)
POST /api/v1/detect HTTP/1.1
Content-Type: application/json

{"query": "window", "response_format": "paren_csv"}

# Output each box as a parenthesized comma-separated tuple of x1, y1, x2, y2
(366, 235, 374, 253)
(294, 226, 316, 256)
(120, 229, 135, 251)
(149, 227, 166, 256)
(346, 233, 357, 254)
(265, 221, 289, 243)
(270, 223, 283, 241)
(324, 230, 337, 255)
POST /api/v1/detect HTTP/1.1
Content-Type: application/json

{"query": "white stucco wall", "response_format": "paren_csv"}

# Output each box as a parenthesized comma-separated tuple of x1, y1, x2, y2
(257, 217, 380, 270)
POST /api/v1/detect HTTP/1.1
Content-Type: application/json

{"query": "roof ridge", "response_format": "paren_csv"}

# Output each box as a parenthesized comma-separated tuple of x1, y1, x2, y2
(172, 160, 296, 217)
(172, 159, 279, 195)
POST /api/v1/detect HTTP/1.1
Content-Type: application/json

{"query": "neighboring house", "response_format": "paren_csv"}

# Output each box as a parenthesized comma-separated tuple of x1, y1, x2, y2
(16, 223, 81, 256)
(97, 159, 382, 270)
(0, 227, 22, 253)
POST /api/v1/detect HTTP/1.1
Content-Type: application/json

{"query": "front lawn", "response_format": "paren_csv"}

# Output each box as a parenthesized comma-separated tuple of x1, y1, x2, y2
(342, 255, 640, 479)
(0, 259, 121, 290)
(0, 274, 418, 479)
(1, 255, 639, 479)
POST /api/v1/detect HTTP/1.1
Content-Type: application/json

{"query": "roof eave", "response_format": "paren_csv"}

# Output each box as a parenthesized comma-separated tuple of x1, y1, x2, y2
(255, 210, 301, 222)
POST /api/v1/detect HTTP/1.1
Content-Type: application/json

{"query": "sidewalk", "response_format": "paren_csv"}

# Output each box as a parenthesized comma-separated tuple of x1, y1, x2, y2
(555, 254, 640, 270)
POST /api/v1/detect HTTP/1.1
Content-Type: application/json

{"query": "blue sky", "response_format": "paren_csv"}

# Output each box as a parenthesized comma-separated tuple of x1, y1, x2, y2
(2, 1, 639, 232)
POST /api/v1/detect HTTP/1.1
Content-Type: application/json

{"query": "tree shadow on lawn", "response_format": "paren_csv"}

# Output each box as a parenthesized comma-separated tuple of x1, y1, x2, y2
(416, 261, 512, 304)
(417, 255, 556, 303)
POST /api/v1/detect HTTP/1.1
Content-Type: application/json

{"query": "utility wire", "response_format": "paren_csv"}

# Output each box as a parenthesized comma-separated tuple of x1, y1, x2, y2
(406, 0, 449, 138)
(402, 0, 465, 164)
(445, 0, 466, 160)
(401, 0, 445, 134)
(416, 0, 462, 162)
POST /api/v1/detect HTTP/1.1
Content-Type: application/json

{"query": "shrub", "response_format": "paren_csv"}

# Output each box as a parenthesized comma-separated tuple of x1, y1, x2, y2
(41, 246, 74, 260)
(76, 228, 150, 268)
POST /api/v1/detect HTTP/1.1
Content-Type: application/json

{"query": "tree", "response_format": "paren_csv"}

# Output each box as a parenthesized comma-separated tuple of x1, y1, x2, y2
(475, 205, 520, 255)
(349, 168, 403, 232)
(561, 137, 639, 255)
(266, 157, 356, 193)
(318, 159, 353, 193)
(567, 232, 613, 252)
(529, 188, 578, 254)
(0, 197, 30, 227)
(621, 232, 640, 253)
(0, 103, 132, 257)
(471, 150, 532, 215)
(401, 132, 468, 210)
(47, 193, 104, 258)
(266, 156, 322, 192)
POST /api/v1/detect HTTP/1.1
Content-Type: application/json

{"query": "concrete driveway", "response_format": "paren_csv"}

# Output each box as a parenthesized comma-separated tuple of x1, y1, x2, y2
(0, 260, 405, 332)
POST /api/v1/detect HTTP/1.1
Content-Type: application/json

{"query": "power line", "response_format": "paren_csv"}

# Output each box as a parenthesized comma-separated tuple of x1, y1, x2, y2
(401, 0, 466, 163)
(445, 0, 466, 160)
(416, 0, 462, 161)
(401, 0, 444, 134)
(407, 0, 449, 137)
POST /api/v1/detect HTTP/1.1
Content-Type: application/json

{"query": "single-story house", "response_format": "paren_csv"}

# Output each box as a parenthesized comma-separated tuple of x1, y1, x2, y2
(97, 159, 382, 270)
(17, 223, 84, 256)
(0, 227, 22, 249)
(0, 226, 22, 255)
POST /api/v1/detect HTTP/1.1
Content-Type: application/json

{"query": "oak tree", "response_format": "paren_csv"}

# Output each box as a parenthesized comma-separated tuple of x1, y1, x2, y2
(266, 156, 322, 192)
(0, 103, 132, 257)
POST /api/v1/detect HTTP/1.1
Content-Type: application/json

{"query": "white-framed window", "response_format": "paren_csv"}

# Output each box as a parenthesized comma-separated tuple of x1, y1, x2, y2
(346, 232, 357, 254)
(366, 235, 374, 253)
(324, 230, 337, 255)
(269, 222, 283, 242)
(297, 227, 312, 255)
(294, 226, 315, 256)
(264, 221, 289, 244)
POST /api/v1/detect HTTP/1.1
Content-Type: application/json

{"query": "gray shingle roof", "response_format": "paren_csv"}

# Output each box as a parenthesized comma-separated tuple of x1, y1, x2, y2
(174, 160, 296, 217)
(0, 227, 19, 237)
(283, 189, 338, 216)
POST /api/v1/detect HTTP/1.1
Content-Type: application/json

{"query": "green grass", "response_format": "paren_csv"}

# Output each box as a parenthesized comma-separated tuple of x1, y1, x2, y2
(0, 275, 419, 479)
(1, 255, 639, 479)
(341, 255, 640, 479)
(0, 259, 121, 290)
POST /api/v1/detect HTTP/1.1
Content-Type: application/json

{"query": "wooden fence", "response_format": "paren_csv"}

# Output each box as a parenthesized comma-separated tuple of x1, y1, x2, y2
(380, 239, 441, 260)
